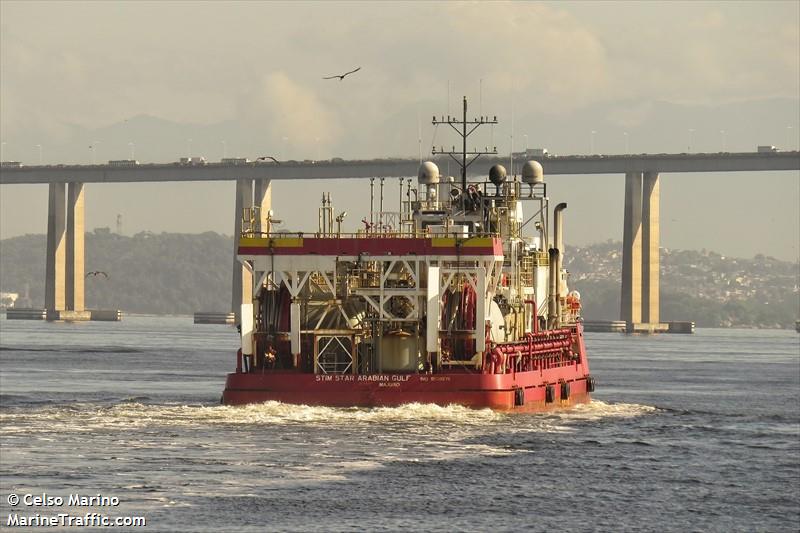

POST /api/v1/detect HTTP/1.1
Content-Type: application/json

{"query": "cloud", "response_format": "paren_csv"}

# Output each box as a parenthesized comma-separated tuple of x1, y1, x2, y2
(1, 1, 797, 153)
(294, 2, 612, 114)
(690, 9, 726, 30)
(439, 2, 612, 110)
(595, 2, 799, 105)
(236, 72, 341, 153)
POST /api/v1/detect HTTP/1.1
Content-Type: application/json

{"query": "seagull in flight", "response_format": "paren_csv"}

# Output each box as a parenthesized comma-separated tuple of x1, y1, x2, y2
(86, 271, 108, 278)
(256, 156, 280, 164)
(323, 67, 361, 81)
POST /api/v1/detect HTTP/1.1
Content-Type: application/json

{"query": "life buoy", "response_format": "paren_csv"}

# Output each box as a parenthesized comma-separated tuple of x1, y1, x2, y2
(566, 290, 582, 310)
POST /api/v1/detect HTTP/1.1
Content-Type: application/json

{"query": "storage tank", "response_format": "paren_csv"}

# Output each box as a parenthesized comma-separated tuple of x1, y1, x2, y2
(379, 334, 420, 371)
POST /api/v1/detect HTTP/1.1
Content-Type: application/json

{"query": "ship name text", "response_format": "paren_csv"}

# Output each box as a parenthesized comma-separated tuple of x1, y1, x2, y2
(315, 374, 412, 383)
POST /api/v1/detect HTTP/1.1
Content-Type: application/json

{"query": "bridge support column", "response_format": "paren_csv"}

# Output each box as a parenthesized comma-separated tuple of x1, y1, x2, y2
(255, 179, 272, 232)
(642, 172, 660, 325)
(232, 178, 254, 320)
(620, 172, 642, 328)
(45, 183, 66, 319)
(65, 182, 85, 312)
(253, 179, 272, 295)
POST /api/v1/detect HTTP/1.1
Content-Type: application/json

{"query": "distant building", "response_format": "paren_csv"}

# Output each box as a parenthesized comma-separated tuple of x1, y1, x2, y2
(0, 292, 19, 309)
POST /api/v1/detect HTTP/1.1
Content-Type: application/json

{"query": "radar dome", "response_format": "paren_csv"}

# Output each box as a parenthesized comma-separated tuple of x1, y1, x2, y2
(521, 160, 544, 184)
(418, 161, 440, 184)
(489, 164, 507, 186)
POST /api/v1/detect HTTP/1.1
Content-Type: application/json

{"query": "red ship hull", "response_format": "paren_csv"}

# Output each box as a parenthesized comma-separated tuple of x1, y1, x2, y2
(223, 324, 593, 411)
(223, 366, 592, 412)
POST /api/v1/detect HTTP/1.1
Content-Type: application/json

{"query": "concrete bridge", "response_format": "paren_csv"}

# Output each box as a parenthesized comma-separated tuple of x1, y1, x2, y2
(2, 151, 799, 183)
(2, 151, 799, 327)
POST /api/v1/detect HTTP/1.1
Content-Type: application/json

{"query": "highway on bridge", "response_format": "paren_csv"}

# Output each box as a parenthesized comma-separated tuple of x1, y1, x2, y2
(2, 151, 799, 184)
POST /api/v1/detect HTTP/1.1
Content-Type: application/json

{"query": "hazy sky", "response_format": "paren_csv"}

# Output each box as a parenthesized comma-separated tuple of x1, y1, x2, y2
(2, 1, 798, 142)
(1, 1, 799, 260)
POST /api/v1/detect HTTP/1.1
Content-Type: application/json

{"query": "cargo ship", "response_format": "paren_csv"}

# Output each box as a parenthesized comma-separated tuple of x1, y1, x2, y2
(223, 97, 595, 411)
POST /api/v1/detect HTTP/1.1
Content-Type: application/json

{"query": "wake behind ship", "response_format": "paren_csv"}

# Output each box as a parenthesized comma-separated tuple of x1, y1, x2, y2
(223, 97, 595, 411)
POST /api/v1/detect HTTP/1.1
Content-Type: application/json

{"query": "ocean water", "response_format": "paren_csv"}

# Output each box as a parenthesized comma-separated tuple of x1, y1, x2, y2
(1, 316, 798, 532)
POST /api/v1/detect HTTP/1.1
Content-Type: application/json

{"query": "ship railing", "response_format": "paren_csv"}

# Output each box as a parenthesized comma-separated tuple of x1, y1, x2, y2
(240, 229, 503, 240)
(242, 206, 508, 240)
(241, 207, 259, 236)
(472, 179, 547, 200)
(502, 350, 579, 373)
(487, 328, 579, 373)
(241, 206, 289, 237)
(520, 256, 535, 286)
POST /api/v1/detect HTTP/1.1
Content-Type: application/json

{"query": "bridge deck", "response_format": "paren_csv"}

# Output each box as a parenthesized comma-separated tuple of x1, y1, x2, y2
(1, 152, 798, 184)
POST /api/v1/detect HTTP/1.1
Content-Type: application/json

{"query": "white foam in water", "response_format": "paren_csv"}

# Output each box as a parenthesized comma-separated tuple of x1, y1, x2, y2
(0, 399, 655, 437)
(525, 400, 658, 433)
(558, 400, 658, 420)
(0, 401, 504, 434)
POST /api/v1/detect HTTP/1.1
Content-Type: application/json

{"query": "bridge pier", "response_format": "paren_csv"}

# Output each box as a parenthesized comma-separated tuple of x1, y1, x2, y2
(44, 181, 91, 320)
(65, 182, 85, 313)
(255, 179, 272, 232)
(642, 172, 660, 324)
(620, 172, 642, 326)
(44, 182, 66, 318)
(231, 178, 271, 321)
(253, 178, 272, 293)
(620, 171, 665, 333)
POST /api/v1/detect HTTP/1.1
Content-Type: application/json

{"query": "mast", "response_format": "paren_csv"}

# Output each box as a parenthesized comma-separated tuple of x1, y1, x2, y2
(432, 96, 498, 207)
(462, 97, 467, 193)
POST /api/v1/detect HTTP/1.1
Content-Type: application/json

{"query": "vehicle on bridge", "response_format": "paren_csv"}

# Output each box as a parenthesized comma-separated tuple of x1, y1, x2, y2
(108, 159, 139, 167)
(179, 156, 207, 165)
(223, 97, 594, 411)
(221, 157, 250, 165)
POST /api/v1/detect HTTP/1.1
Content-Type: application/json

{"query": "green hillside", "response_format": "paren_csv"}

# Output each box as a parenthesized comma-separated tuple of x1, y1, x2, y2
(0, 230, 232, 314)
(1, 232, 798, 327)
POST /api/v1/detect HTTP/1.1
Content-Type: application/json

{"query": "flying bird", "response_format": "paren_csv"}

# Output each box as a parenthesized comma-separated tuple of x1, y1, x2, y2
(323, 67, 361, 81)
(256, 156, 280, 164)
(86, 271, 108, 278)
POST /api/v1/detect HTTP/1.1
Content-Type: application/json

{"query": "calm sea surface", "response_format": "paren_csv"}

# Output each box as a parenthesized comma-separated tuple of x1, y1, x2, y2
(1, 316, 798, 532)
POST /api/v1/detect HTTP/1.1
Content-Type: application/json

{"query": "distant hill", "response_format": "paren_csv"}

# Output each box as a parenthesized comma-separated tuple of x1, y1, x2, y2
(567, 241, 799, 329)
(0, 230, 232, 315)
(1, 232, 798, 327)
(4, 97, 797, 165)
